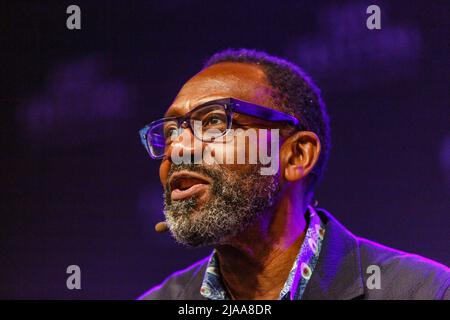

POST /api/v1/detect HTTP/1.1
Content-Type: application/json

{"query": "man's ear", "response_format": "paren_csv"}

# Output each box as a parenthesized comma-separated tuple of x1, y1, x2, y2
(280, 131, 321, 182)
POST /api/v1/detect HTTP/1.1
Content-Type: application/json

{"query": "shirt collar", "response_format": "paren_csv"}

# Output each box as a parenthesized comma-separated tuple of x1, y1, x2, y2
(200, 205, 326, 300)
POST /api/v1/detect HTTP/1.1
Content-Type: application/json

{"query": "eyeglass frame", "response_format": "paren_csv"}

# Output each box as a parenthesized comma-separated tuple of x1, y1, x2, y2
(139, 97, 306, 159)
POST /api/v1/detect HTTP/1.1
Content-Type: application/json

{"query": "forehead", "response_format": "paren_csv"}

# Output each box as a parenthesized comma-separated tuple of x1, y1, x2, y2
(165, 62, 276, 117)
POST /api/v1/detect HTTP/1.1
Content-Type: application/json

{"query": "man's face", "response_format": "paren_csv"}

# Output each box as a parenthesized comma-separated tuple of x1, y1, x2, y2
(160, 62, 284, 247)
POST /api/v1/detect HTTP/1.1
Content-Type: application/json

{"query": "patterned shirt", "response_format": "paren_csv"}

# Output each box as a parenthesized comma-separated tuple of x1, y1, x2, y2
(200, 205, 326, 300)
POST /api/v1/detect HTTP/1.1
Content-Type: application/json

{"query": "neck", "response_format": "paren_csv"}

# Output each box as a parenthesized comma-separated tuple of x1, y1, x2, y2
(215, 187, 308, 300)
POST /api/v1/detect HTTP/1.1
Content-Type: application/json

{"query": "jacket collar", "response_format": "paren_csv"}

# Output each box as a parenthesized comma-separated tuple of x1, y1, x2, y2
(302, 208, 365, 300)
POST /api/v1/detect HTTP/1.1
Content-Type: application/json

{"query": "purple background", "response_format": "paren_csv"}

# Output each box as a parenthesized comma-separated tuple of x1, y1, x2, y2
(0, 0, 448, 299)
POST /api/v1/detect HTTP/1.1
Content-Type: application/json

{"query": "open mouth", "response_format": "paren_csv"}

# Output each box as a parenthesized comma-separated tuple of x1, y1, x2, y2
(169, 171, 212, 201)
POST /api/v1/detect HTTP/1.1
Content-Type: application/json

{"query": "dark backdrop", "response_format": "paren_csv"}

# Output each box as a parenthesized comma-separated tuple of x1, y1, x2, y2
(0, 0, 449, 299)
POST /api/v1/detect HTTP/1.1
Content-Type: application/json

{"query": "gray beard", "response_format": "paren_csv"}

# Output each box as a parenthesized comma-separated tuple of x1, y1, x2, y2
(163, 163, 280, 247)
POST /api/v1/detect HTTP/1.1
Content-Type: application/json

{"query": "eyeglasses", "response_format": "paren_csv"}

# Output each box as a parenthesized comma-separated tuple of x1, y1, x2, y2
(139, 97, 304, 159)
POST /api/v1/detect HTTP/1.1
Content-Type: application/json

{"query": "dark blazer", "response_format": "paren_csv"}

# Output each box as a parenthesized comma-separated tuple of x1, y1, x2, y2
(139, 209, 450, 300)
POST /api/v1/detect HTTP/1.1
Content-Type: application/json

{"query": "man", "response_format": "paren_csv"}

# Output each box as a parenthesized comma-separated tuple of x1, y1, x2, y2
(138, 49, 449, 300)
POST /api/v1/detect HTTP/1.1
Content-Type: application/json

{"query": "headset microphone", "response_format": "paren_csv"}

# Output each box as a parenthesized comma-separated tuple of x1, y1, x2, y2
(155, 221, 169, 233)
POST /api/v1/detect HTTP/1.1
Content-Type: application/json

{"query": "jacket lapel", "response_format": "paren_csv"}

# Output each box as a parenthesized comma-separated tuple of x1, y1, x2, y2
(302, 208, 365, 300)
(182, 257, 210, 299)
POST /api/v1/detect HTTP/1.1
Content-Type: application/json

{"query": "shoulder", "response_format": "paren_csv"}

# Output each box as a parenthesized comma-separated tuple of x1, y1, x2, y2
(357, 237, 450, 299)
(317, 208, 449, 300)
(138, 256, 210, 300)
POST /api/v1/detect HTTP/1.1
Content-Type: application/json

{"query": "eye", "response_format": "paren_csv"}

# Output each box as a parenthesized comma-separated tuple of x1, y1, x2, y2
(201, 112, 227, 129)
(164, 126, 179, 140)
(205, 115, 224, 125)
